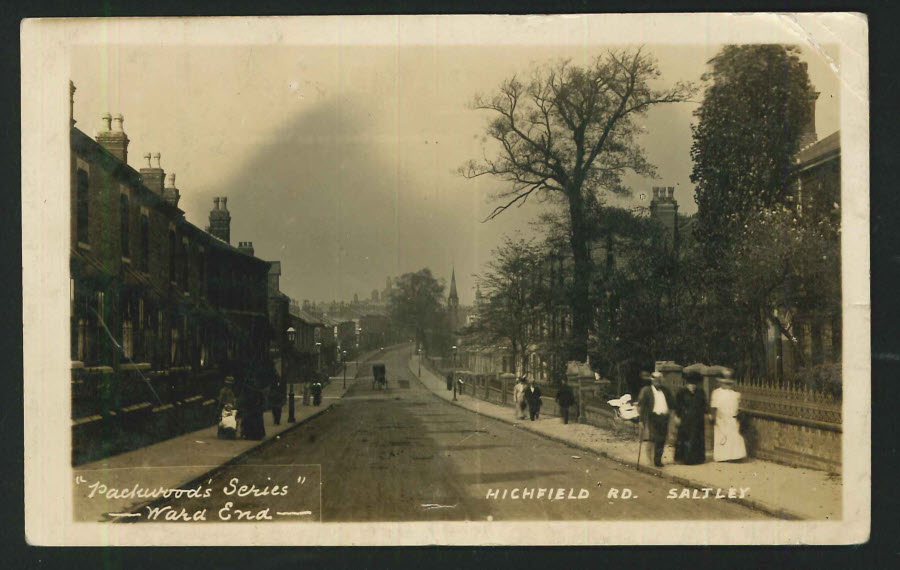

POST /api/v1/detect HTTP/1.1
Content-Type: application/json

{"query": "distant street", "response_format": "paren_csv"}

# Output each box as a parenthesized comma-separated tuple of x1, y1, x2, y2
(140, 346, 767, 522)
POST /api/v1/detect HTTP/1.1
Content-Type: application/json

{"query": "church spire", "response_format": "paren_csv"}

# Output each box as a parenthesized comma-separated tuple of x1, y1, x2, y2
(448, 268, 459, 305)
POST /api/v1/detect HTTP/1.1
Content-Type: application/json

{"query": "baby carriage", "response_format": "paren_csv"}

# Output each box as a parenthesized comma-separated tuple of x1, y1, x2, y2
(607, 394, 640, 435)
(218, 404, 238, 439)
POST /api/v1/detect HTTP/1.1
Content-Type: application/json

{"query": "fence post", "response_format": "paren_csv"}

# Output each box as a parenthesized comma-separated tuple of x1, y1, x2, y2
(500, 372, 515, 406)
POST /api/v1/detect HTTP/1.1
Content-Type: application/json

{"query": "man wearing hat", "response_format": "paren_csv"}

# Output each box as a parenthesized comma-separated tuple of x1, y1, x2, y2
(674, 371, 708, 465)
(638, 371, 675, 467)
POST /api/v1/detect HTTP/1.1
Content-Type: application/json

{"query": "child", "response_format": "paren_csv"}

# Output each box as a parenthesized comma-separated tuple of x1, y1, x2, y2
(218, 403, 238, 440)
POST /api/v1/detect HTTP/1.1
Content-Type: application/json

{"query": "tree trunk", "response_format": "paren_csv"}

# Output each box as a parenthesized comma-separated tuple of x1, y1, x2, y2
(567, 192, 591, 362)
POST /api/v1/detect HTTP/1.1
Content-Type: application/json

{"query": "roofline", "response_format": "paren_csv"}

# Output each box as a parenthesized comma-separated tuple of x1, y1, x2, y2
(72, 126, 267, 267)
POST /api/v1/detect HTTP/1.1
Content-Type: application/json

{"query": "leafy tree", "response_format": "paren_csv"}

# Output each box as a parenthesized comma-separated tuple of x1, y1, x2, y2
(689, 44, 820, 376)
(691, 44, 816, 264)
(731, 205, 840, 376)
(468, 237, 547, 376)
(463, 49, 694, 360)
(389, 269, 446, 353)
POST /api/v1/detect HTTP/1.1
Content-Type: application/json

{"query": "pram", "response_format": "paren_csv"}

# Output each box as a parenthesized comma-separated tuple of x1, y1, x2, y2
(218, 404, 238, 439)
(607, 394, 640, 436)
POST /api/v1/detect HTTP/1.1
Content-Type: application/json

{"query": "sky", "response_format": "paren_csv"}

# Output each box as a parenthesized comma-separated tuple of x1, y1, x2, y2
(71, 38, 840, 306)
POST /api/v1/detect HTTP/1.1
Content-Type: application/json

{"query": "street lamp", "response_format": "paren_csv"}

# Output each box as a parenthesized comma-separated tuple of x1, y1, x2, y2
(417, 347, 422, 377)
(315, 341, 322, 376)
(286, 327, 297, 423)
(342, 349, 348, 389)
(452, 345, 459, 402)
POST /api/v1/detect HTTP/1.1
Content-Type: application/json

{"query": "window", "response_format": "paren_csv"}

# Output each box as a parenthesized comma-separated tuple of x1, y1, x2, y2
(170, 327, 179, 365)
(181, 239, 189, 290)
(168, 231, 176, 283)
(197, 252, 206, 297)
(120, 193, 130, 258)
(76, 169, 89, 244)
(139, 214, 150, 272)
(123, 321, 134, 360)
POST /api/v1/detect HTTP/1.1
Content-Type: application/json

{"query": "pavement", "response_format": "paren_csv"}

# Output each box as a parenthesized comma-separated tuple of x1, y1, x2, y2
(72, 356, 373, 522)
(410, 355, 842, 521)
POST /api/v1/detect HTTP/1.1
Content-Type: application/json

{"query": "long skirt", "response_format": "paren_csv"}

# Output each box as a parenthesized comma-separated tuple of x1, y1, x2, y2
(713, 414, 747, 462)
(675, 419, 706, 464)
(242, 410, 266, 440)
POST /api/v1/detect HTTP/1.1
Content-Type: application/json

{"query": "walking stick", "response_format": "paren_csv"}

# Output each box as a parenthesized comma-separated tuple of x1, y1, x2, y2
(636, 418, 645, 468)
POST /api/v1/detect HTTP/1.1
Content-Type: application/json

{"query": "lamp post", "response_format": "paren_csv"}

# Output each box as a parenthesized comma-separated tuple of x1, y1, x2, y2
(417, 347, 422, 377)
(287, 327, 296, 423)
(342, 349, 348, 388)
(315, 341, 322, 383)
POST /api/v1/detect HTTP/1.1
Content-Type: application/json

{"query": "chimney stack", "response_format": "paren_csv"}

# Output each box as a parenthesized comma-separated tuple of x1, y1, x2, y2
(163, 172, 180, 208)
(140, 152, 165, 195)
(649, 184, 679, 245)
(209, 196, 232, 244)
(238, 241, 255, 257)
(96, 112, 129, 163)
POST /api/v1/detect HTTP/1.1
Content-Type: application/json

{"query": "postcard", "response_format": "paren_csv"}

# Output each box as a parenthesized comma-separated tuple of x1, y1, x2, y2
(21, 13, 869, 545)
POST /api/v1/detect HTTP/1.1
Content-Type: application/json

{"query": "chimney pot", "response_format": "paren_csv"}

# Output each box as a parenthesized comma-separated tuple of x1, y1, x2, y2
(113, 114, 124, 131)
(101, 113, 112, 131)
(70, 81, 76, 126)
(668, 187, 675, 199)
(166, 172, 176, 188)
(153, 153, 161, 168)
(214, 197, 220, 210)
(144, 153, 152, 167)
(221, 197, 228, 210)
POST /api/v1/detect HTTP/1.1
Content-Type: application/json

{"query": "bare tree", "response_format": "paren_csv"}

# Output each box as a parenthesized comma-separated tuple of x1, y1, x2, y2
(462, 48, 694, 360)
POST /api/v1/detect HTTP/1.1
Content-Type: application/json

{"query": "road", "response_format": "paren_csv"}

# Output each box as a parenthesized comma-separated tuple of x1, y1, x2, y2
(140, 346, 767, 522)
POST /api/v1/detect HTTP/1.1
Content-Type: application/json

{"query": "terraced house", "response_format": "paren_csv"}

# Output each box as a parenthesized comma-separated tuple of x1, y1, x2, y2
(69, 82, 272, 463)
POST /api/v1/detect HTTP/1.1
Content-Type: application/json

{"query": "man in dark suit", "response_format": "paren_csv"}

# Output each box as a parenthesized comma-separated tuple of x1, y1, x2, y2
(638, 371, 675, 467)
(555, 379, 576, 424)
(523, 378, 543, 421)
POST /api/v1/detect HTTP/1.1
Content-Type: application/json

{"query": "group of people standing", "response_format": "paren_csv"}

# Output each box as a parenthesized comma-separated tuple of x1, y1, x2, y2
(512, 377, 577, 424)
(637, 368, 747, 468)
(215, 373, 268, 441)
(215, 358, 328, 440)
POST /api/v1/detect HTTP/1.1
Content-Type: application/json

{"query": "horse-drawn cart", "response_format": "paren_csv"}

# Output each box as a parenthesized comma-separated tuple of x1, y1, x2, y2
(372, 363, 387, 390)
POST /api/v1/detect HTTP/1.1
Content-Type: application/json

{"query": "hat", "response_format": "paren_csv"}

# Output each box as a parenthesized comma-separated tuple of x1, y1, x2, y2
(225, 376, 235, 385)
(717, 373, 736, 385)
(651, 371, 663, 380)
(684, 370, 702, 383)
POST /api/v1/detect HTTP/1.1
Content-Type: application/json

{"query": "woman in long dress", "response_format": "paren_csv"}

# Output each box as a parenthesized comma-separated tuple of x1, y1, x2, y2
(674, 371, 707, 465)
(709, 371, 747, 462)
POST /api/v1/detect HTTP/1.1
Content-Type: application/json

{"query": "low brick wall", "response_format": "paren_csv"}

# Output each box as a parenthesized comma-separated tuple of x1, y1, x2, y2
(740, 410, 841, 473)
(73, 396, 217, 465)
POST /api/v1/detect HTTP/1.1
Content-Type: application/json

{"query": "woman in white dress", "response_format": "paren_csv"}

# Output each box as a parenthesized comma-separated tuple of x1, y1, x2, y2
(709, 370, 747, 462)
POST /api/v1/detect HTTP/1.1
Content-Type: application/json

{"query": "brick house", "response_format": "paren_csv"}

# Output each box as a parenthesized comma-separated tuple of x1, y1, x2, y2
(69, 84, 271, 456)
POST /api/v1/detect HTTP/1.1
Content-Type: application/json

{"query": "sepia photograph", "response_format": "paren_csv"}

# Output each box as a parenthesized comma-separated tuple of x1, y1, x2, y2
(21, 13, 869, 545)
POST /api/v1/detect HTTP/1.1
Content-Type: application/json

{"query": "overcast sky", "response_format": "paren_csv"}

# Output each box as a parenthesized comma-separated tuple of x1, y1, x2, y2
(71, 38, 839, 305)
